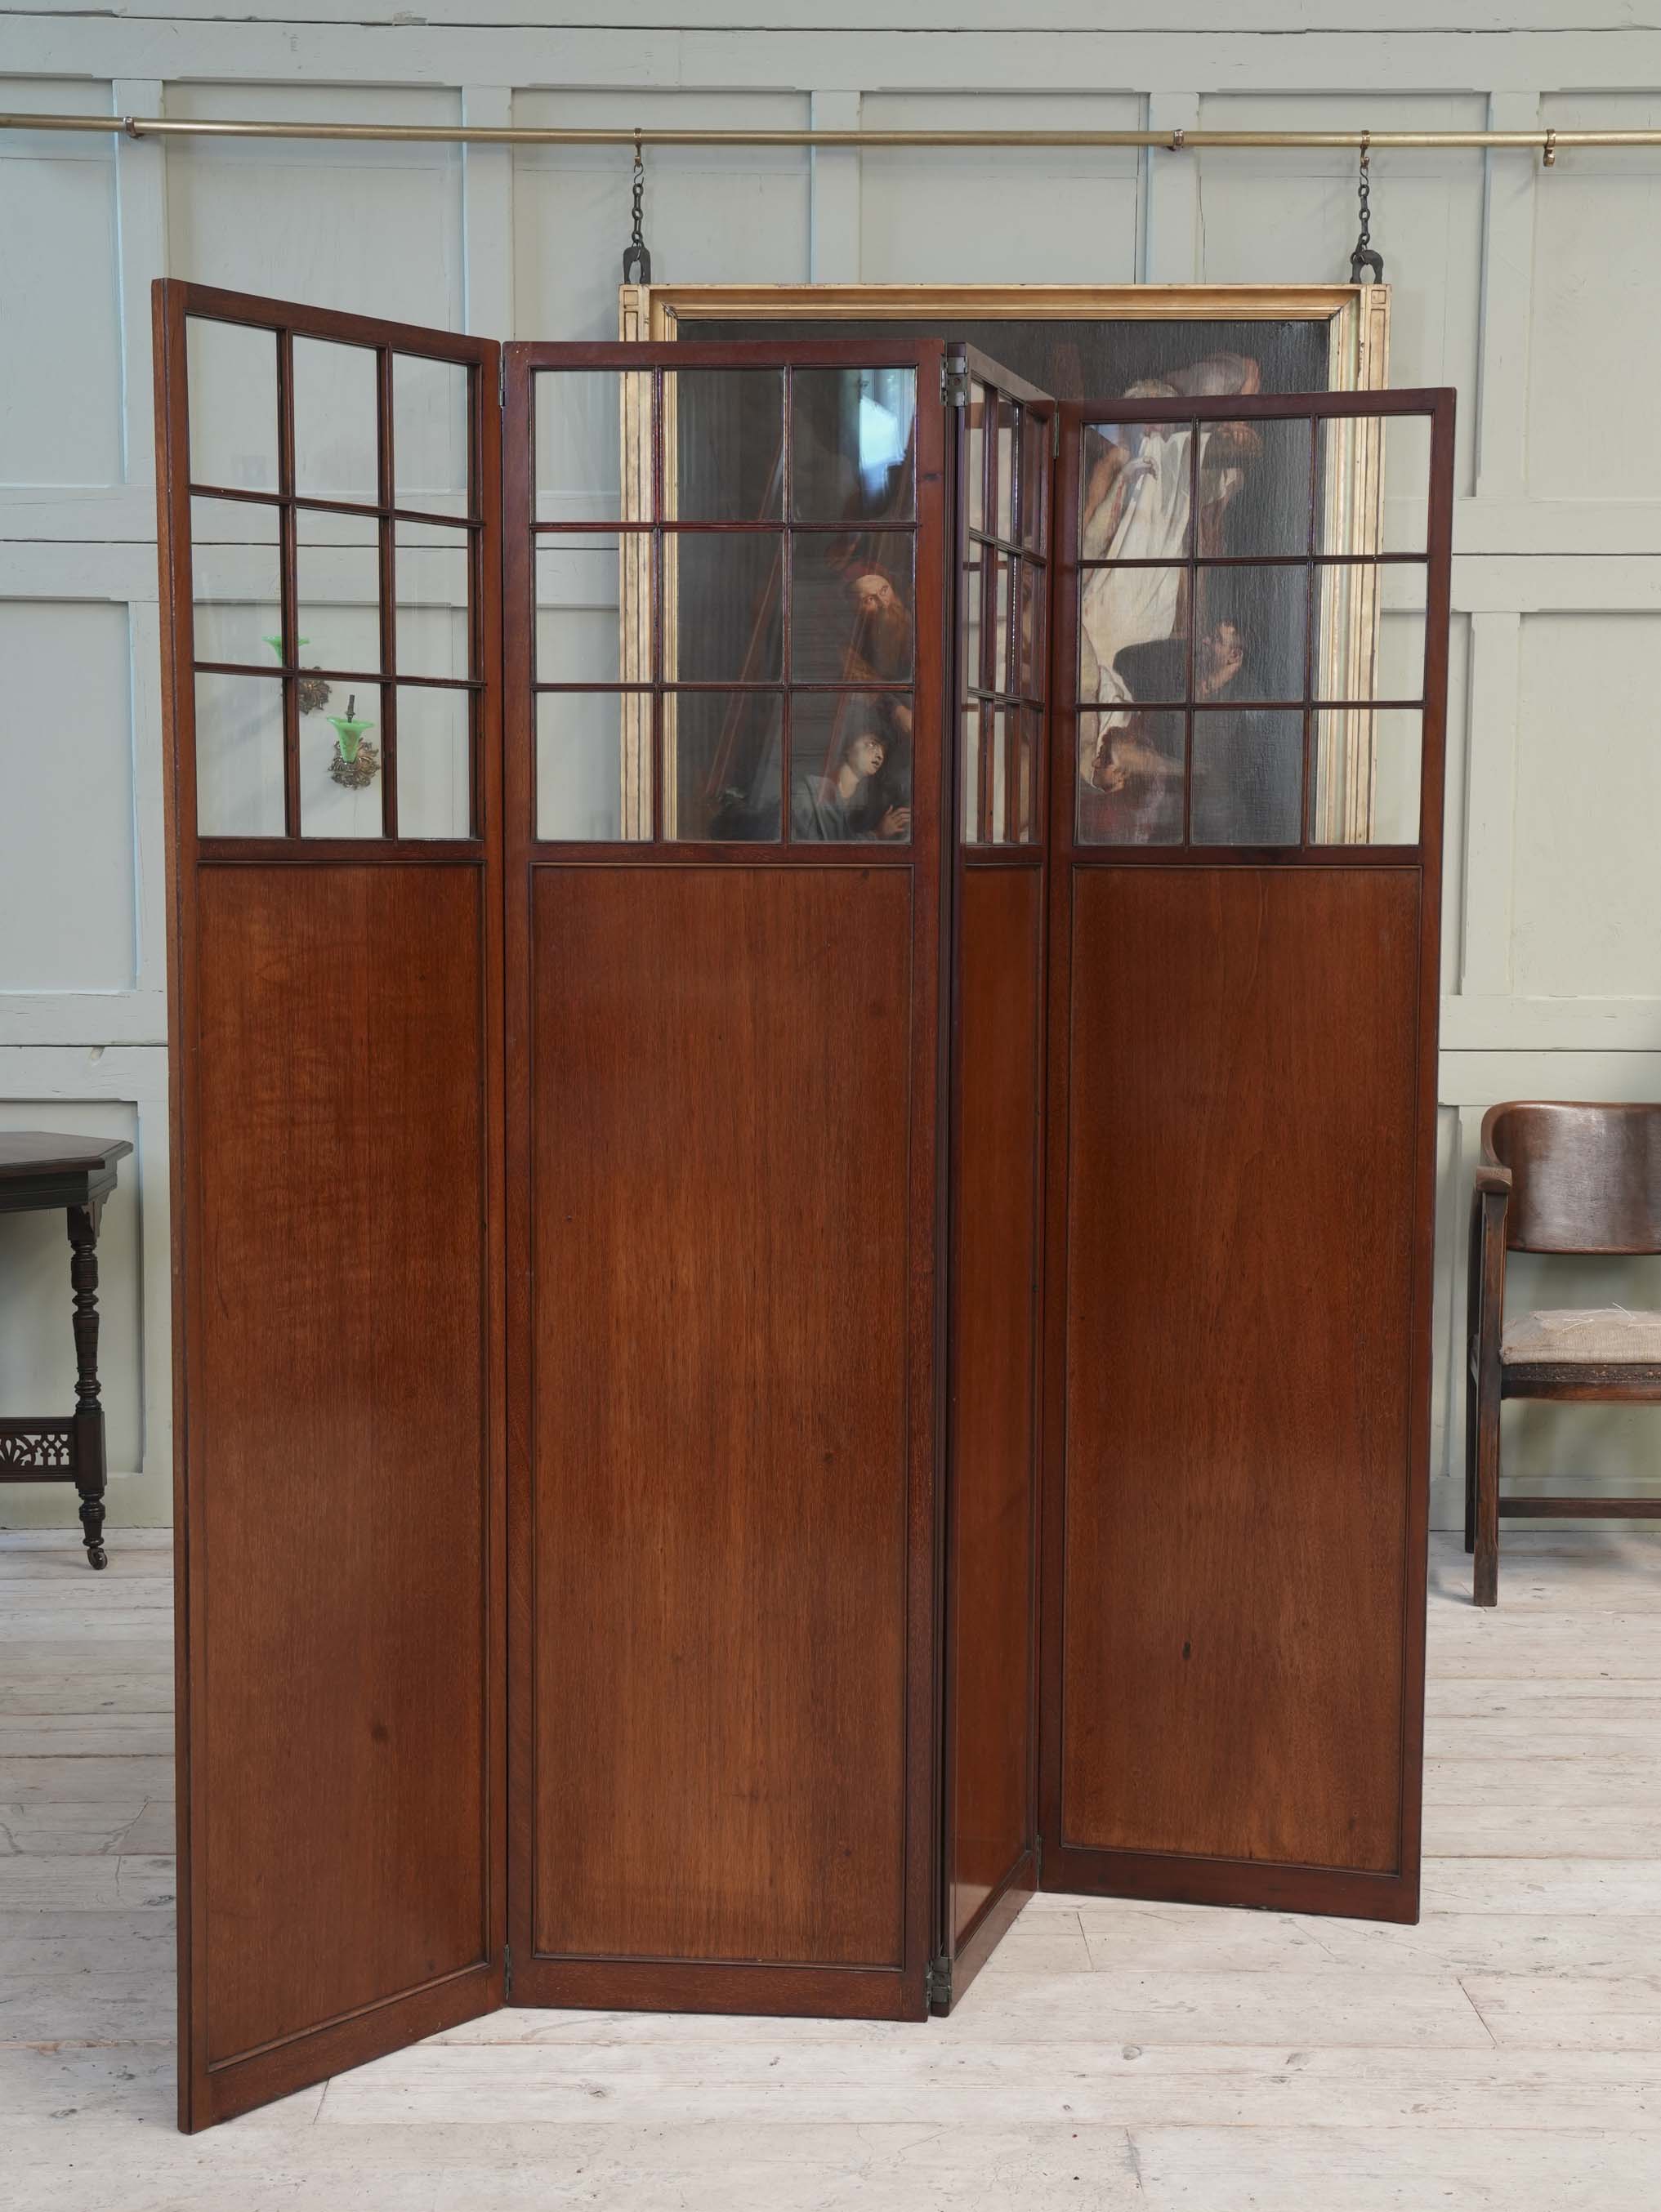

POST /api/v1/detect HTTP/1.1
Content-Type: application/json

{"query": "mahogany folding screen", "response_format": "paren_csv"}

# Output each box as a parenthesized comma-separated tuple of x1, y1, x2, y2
(154, 279, 1453, 2133)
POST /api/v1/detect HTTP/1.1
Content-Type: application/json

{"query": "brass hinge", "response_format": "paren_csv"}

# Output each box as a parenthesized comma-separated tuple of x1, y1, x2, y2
(925, 1952, 953, 2010)
(1052, 412, 1060, 457)
(502, 1942, 512, 2001)
(498, 353, 507, 410)
(941, 357, 970, 408)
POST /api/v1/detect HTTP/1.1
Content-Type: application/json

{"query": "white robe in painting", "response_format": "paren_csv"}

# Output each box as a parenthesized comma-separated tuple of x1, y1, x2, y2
(1075, 357, 1261, 832)
(1078, 420, 1195, 711)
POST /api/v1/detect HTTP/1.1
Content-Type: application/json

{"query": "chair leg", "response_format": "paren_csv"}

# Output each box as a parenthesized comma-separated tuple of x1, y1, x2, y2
(1473, 1371, 1500, 1608)
(1464, 1337, 1478, 1554)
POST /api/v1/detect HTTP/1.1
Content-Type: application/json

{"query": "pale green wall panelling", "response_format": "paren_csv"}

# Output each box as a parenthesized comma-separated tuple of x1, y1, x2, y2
(2, 5, 1658, 1529)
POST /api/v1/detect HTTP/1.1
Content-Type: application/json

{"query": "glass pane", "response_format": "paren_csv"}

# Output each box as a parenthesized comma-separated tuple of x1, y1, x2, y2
(1015, 708, 1042, 844)
(961, 544, 987, 698)
(1077, 708, 1184, 846)
(1314, 707, 1422, 845)
(1016, 560, 1045, 701)
(1195, 565, 1306, 705)
(667, 691, 784, 841)
(791, 367, 917, 524)
(194, 671, 284, 836)
(994, 397, 1016, 546)
(967, 382, 988, 538)
(1317, 413, 1429, 558)
(961, 700, 985, 844)
(302, 682, 384, 839)
(667, 368, 784, 521)
(296, 515, 382, 676)
(665, 532, 782, 685)
(789, 692, 912, 844)
(536, 690, 648, 841)
(186, 318, 278, 493)
(1315, 567, 1427, 702)
(985, 702, 1011, 841)
(395, 522, 472, 682)
(991, 551, 1013, 698)
(1314, 561, 1379, 702)
(397, 686, 472, 838)
(1021, 409, 1048, 553)
(536, 536, 650, 687)
(535, 368, 653, 530)
(393, 354, 470, 518)
(293, 336, 379, 507)
(1079, 566, 1190, 707)
(190, 497, 280, 667)
(792, 532, 913, 685)
(1079, 421, 1195, 561)
(1190, 708, 1304, 846)
(1209, 415, 1310, 558)
(1380, 415, 1431, 555)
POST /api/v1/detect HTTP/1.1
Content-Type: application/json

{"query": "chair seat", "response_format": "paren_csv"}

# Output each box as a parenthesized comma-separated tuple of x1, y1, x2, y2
(1502, 1306, 1661, 1364)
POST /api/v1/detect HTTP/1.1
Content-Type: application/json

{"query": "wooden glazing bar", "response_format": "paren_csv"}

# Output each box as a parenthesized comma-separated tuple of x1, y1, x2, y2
(377, 344, 400, 839)
(276, 328, 300, 839)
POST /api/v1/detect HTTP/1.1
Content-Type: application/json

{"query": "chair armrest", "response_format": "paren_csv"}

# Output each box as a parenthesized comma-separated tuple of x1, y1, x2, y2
(1470, 1157, 1510, 1375)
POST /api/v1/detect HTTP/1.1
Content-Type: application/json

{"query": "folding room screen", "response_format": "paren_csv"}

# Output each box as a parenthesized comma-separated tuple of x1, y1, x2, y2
(153, 280, 1453, 2130)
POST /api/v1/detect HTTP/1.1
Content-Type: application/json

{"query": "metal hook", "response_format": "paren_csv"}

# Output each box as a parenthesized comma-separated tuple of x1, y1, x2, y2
(1543, 129, 1557, 168)
(1349, 131, 1385, 285)
(621, 128, 652, 284)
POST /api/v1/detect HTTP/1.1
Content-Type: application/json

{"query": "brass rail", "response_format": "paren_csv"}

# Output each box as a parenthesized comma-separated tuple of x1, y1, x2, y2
(0, 114, 1641, 156)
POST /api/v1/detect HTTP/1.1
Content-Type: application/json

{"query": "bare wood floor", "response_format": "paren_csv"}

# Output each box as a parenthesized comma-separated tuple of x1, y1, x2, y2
(3, 1529, 1660, 2208)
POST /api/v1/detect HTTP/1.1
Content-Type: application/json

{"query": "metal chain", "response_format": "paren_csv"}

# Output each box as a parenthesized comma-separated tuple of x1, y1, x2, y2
(1350, 131, 1384, 284)
(622, 129, 652, 284)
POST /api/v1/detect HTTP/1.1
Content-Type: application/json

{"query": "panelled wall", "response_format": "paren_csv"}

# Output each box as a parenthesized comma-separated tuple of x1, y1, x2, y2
(3, 7, 1660, 1530)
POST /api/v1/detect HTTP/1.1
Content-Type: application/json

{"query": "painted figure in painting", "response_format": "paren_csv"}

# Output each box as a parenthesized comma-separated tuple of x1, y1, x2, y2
(1078, 350, 1306, 844)
(846, 569, 913, 682)
(1078, 353, 1261, 689)
(792, 705, 913, 843)
(1080, 618, 1251, 844)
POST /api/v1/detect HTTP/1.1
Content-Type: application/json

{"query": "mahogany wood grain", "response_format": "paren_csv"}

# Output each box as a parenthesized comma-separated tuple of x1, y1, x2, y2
(939, 1847, 1037, 2014)
(945, 863, 1043, 1954)
(192, 864, 497, 2067)
(525, 864, 914, 1973)
(1056, 865, 1422, 1878)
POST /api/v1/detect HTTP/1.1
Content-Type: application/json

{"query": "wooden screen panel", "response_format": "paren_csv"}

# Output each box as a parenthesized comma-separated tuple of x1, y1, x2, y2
(156, 282, 504, 2130)
(193, 868, 495, 2063)
(528, 866, 913, 1980)
(945, 865, 1044, 1972)
(505, 338, 946, 2021)
(939, 344, 1054, 2008)
(1054, 867, 1420, 1891)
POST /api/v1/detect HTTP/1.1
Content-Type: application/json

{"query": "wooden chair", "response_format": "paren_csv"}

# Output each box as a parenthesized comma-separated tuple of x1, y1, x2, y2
(1467, 1101, 1661, 1604)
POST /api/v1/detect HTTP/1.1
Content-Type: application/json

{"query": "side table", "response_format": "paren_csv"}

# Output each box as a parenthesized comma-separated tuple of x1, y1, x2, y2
(0, 1132, 134, 1568)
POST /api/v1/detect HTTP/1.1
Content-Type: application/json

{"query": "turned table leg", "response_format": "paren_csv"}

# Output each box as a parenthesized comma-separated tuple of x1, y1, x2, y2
(67, 1200, 108, 1569)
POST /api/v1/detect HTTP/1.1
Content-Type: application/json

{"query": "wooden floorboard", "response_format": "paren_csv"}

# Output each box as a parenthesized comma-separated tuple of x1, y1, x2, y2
(2, 1529, 1659, 2208)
